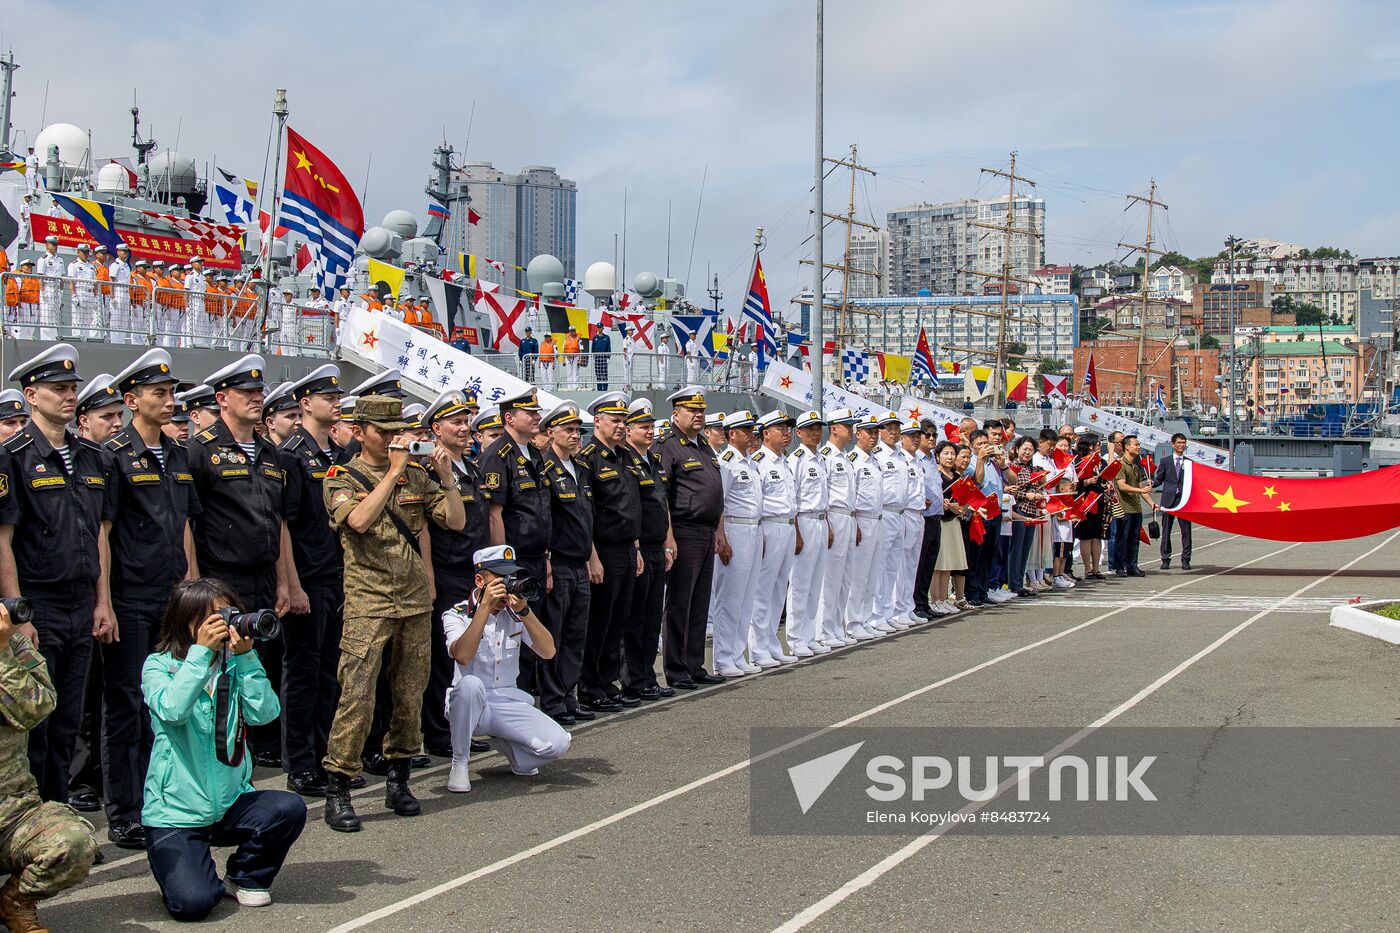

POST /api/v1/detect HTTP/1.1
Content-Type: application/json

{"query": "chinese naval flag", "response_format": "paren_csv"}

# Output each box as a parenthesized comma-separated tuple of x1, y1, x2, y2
(1163, 459, 1400, 542)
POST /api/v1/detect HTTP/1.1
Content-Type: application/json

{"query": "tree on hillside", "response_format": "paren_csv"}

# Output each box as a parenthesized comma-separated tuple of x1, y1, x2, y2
(1036, 358, 1069, 376)
(1005, 340, 1029, 368)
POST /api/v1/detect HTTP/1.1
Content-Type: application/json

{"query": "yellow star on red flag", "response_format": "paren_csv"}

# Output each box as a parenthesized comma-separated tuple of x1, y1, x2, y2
(1262, 485, 1277, 499)
(1277, 501, 1291, 512)
(1209, 485, 1250, 514)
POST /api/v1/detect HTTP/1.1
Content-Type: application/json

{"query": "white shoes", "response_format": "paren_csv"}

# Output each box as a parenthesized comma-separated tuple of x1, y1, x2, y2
(790, 645, 815, 658)
(776, 653, 799, 663)
(809, 641, 832, 654)
(740, 661, 763, 674)
(448, 761, 472, 793)
(934, 600, 957, 615)
(717, 667, 746, 678)
(753, 656, 781, 669)
(224, 881, 272, 907)
(986, 589, 1013, 604)
(1051, 575, 1074, 589)
(511, 766, 540, 777)
(851, 624, 878, 641)
(840, 633, 860, 646)
(869, 621, 895, 634)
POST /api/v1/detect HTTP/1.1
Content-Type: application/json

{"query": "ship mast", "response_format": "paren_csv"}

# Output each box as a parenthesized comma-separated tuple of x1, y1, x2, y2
(0, 51, 17, 154)
(256, 89, 289, 351)
(1118, 178, 1168, 408)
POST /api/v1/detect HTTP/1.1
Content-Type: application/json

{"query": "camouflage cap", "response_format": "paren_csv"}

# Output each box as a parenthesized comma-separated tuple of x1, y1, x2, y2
(353, 394, 412, 430)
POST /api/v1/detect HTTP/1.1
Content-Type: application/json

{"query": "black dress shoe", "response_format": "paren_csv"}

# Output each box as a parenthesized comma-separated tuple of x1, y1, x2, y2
(1181, 562, 1191, 570)
(1161, 560, 1171, 569)
(107, 821, 147, 850)
(410, 754, 432, 770)
(609, 693, 642, 708)
(566, 705, 596, 721)
(1128, 569, 1147, 577)
(287, 769, 328, 797)
(692, 670, 726, 685)
(668, 678, 699, 691)
(252, 749, 282, 769)
(424, 742, 454, 758)
(470, 739, 491, 753)
(548, 711, 577, 725)
(361, 754, 390, 776)
(581, 696, 622, 712)
(66, 792, 100, 812)
(913, 608, 934, 620)
(632, 685, 664, 701)
(349, 775, 367, 789)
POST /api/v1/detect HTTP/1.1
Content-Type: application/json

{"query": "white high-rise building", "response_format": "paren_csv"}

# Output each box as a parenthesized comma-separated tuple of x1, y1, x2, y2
(439, 162, 577, 294)
(886, 195, 1046, 298)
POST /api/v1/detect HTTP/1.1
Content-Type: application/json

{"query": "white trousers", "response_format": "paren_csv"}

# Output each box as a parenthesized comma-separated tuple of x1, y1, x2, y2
(785, 515, 828, 651)
(844, 515, 883, 626)
(895, 511, 922, 618)
(38, 285, 61, 341)
(541, 361, 555, 388)
(749, 520, 795, 661)
(817, 512, 855, 642)
(873, 511, 906, 623)
(448, 678, 571, 772)
(711, 522, 762, 670)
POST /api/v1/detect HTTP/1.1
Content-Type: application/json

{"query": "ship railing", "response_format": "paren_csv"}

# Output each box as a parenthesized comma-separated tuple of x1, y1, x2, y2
(504, 351, 751, 392)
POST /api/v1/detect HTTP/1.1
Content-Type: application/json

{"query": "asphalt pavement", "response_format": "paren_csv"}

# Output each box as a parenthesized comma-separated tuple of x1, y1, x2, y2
(47, 527, 1400, 932)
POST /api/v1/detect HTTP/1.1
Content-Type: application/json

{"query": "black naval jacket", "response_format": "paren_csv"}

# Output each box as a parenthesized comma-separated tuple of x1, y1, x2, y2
(624, 445, 671, 547)
(479, 434, 552, 557)
(428, 455, 491, 585)
(580, 439, 640, 546)
(541, 450, 594, 564)
(279, 427, 343, 583)
(187, 418, 285, 572)
(656, 432, 723, 527)
(106, 426, 201, 591)
(0, 423, 117, 590)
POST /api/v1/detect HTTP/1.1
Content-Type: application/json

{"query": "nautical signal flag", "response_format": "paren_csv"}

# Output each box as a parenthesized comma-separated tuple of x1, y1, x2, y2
(367, 257, 405, 300)
(742, 254, 776, 369)
(1082, 351, 1099, 404)
(280, 127, 363, 296)
(49, 193, 125, 253)
(543, 303, 590, 342)
(913, 327, 936, 384)
(964, 365, 994, 400)
(880, 352, 912, 384)
(1042, 374, 1068, 399)
(1005, 370, 1030, 402)
(467, 207, 482, 226)
(0, 159, 26, 176)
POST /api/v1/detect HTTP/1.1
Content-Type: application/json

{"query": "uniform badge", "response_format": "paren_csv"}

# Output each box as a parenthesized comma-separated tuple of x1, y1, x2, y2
(0, 475, 8, 498)
(484, 472, 501, 488)
(211, 453, 221, 464)
(331, 490, 352, 506)
(33, 464, 44, 473)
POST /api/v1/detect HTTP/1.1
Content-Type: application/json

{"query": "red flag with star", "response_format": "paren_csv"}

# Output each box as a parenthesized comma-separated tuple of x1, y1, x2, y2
(1163, 460, 1400, 541)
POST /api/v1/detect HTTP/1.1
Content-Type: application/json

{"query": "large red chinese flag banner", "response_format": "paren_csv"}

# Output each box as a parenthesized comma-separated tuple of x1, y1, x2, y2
(1164, 460, 1400, 542)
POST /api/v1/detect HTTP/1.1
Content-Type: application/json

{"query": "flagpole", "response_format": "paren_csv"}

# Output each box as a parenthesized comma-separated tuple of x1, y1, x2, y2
(811, 0, 825, 420)
(257, 89, 288, 352)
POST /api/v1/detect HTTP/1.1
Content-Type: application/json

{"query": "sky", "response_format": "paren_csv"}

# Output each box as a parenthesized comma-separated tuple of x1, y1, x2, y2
(6, 0, 1400, 328)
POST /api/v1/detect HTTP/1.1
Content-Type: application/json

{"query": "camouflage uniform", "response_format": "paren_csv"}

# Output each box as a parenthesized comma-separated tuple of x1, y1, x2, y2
(320, 456, 451, 777)
(0, 633, 98, 899)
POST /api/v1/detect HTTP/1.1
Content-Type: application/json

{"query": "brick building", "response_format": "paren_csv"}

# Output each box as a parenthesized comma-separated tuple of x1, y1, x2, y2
(1073, 337, 1220, 409)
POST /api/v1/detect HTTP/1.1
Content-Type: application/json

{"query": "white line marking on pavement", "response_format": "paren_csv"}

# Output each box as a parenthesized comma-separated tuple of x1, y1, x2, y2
(769, 529, 1400, 933)
(327, 535, 1287, 932)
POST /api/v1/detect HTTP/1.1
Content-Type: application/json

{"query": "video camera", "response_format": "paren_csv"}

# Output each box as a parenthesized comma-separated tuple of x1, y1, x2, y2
(218, 607, 282, 642)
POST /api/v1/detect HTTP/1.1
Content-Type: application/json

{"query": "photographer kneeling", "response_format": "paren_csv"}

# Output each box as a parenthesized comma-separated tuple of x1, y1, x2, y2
(142, 579, 306, 920)
(444, 546, 571, 793)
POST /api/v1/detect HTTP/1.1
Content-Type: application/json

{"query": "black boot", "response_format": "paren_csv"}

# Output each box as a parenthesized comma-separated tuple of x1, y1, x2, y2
(384, 759, 421, 816)
(324, 771, 362, 833)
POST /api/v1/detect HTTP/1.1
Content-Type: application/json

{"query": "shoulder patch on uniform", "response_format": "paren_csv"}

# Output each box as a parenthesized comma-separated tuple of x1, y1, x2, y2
(3, 433, 31, 453)
(581, 442, 597, 456)
(847, 451, 858, 461)
(282, 433, 306, 451)
(721, 450, 734, 462)
(819, 444, 832, 455)
(753, 450, 767, 462)
(325, 465, 345, 478)
(497, 442, 514, 457)
(793, 447, 806, 458)
(76, 437, 104, 452)
(107, 435, 132, 451)
(195, 429, 218, 443)
(407, 461, 427, 471)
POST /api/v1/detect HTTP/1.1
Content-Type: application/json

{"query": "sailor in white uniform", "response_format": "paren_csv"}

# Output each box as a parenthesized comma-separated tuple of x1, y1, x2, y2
(894, 420, 927, 625)
(35, 237, 65, 342)
(444, 545, 572, 794)
(303, 285, 332, 350)
(711, 410, 764, 676)
(784, 410, 830, 657)
(108, 243, 132, 344)
(67, 243, 98, 340)
(816, 408, 859, 647)
(844, 414, 886, 640)
(750, 410, 799, 666)
(333, 285, 356, 347)
(871, 412, 912, 632)
(279, 287, 299, 354)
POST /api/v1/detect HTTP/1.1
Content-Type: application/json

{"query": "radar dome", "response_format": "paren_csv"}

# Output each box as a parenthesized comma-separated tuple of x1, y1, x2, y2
(583, 262, 616, 299)
(34, 123, 90, 169)
(359, 226, 400, 260)
(400, 236, 439, 265)
(526, 254, 565, 292)
(95, 162, 133, 193)
(270, 240, 291, 261)
(147, 151, 198, 194)
(633, 271, 661, 298)
(382, 210, 418, 239)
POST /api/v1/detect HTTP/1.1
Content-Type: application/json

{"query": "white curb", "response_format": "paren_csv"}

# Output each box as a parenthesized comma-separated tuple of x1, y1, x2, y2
(1329, 599, 1400, 645)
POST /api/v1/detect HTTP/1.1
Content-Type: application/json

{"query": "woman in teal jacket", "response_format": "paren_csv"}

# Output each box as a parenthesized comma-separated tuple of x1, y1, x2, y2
(142, 578, 306, 920)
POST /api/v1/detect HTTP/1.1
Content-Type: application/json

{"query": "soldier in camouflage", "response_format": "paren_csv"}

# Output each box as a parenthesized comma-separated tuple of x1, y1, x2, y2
(319, 396, 465, 833)
(0, 604, 99, 933)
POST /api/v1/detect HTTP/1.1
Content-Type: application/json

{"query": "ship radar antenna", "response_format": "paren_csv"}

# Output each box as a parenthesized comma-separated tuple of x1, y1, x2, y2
(131, 96, 156, 166)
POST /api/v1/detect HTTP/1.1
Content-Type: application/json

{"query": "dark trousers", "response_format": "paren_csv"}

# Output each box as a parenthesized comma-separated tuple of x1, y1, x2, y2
(1112, 513, 1144, 573)
(512, 554, 550, 694)
(992, 533, 1011, 590)
(206, 565, 281, 760)
(663, 522, 715, 683)
(1007, 520, 1033, 590)
(580, 541, 636, 702)
(912, 516, 942, 613)
(539, 559, 590, 716)
(68, 646, 103, 799)
(145, 790, 306, 922)
(280, 576, 345, 773)
(1160, 514, 1192, 564)
(969, 515, 1002, 600)
(422, 572, 473, 751)
(595, 359, 609, 390)
(101, 587, 164, 824)
(623, 545, 666, 693)
(27, 586, 95, 802)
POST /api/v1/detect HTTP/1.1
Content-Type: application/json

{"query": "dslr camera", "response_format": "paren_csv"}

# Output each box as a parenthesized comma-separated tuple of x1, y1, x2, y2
(0, 596, 33, 626)
(218, 606, 282, 642)
(501, 572, 543, 604)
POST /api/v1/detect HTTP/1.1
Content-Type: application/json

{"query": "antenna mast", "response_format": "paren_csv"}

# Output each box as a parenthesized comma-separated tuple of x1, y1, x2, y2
(1118, 178, 1168, 407)
(799, 143, 877, 370)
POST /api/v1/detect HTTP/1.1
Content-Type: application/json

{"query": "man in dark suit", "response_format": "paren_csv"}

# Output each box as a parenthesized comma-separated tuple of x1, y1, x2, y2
(1153, 432, 1192, 569)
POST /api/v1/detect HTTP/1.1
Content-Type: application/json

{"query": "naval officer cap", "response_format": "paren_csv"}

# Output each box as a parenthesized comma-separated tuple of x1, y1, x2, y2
(667, 385, 707, 411)
(900, 418, 922, 435)
(9, 343, 83, 387)
(542, 401, 582, 429)
(44, 235, 59, 245)
(424, 389, 472, 426)
(471, 405, 503, 432)
(499, 388, 542, 413)
(17, 258, 34, 269)
(402, 403, 427, 429)
(794, 410, 824, 429)
(262, 381, 298, 415)
(722, 410, 756, 430)
(75, 243, 90, 253)
(353, 395, 412, 430)
(170, 400, 191, 423)
(825, 407, 858, 426)
(94, 245, 108, 255)
(178, 384, 219, 412)
(626, 398, 656, 424)
(290, 364, 341, 400)
(205, 354, 266, 392)
(756, 410, 796, 431)
(75, 373, 122, 416)
(0, 389, 29, 418)
(113, 348, 178, 394)
(877, 411, 901, 427)
(587, 391, 630, 418)
(337, 395, 359, 418)
(704, 412, 725, 428)
(473, 544, 521, 575)
(855, 413, 882, 431)
(349, 368, 405, 399)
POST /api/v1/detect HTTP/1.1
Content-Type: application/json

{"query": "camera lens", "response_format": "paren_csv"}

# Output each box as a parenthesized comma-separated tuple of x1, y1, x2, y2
(0, 596, 33, 627)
